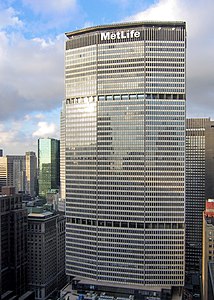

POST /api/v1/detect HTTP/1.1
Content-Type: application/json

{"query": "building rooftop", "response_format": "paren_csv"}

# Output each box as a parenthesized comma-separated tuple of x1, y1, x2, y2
(27, 206, 55, 219)
(66, 20, 186, 38)
(28, 211, 53, 218)
(204, 199, 214, 218)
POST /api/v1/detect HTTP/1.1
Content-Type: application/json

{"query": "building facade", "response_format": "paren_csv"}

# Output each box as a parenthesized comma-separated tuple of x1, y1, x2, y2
(0, 153, 37, 196)
(64, 22, 186, 290)
(0, 156, 8, 191)
(59, 103, 66, 212)
(38, 138, 60, 199)
(202, 199, 214, 299)
(208, 262, 214, 300)
(186, 118, 214, 271)
(27, 208, 67, 300)
(7, 155, 26, 192)
(25, 151, 37, 197)
(0, 192, 28, 296)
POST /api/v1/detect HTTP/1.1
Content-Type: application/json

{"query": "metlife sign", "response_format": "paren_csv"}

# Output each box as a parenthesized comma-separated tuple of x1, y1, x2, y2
(100, 30, 141, 41)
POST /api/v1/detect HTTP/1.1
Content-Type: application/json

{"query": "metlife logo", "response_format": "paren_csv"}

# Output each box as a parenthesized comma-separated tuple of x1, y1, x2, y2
(100, 30, 141, 41)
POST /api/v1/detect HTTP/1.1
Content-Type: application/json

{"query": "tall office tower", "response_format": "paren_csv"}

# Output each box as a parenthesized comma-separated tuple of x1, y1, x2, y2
(0, 154, 37, 196)
(64, 22, 186, 294)
(7, 155, 26, 191)
(0, 155, 25, 193)
(202, 199, 214, 300)
(186, 118, 214, 271)
(0, 156, 7, 191)
(0, 191, 28, 296)
(27, 208, 67, 299)
(25, 151, 37, 197)
(38, 138, 60, 199)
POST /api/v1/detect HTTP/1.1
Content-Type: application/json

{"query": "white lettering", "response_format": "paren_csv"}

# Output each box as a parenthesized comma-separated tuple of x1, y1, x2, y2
(110, 33, 116, 39)
(130, 30, 135, 38)
(134, 31, 140, 38)
(101, 30, 141, 41)
(121, 31, 127, 39)
(101, 32, 110, 40)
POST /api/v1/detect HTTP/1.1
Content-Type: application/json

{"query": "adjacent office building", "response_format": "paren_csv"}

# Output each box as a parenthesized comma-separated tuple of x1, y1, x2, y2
(0, 153, 37, 196)
(27, 207, 67, 299)
(63, 21, 186, 293)
(0, 155, 25, 192)
(186, 118, 214, 271)
(0, 189, 28, 296)
(38, 138, 60, 199)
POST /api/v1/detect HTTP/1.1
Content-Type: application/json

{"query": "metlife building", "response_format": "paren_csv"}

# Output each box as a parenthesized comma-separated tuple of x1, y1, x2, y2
(63, 21, 186, 295)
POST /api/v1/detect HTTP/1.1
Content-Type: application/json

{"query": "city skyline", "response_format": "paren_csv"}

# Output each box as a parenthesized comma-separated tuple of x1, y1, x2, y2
(0, 0, 214, 155)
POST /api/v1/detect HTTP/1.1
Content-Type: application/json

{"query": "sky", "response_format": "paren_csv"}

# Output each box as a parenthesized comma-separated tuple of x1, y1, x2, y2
(0, 0, 214, 155)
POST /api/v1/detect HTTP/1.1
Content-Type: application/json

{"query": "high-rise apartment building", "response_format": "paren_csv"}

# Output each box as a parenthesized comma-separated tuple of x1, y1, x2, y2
(27, 207, 67, 299)
(0, 191, 28, 296)
(63, 22, 186, 293)
(186, 118, 214, 271)
(38, 138, 60, 199)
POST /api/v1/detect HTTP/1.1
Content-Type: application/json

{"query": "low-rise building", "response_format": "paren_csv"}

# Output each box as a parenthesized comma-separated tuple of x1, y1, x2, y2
(27, 207, 67, 299)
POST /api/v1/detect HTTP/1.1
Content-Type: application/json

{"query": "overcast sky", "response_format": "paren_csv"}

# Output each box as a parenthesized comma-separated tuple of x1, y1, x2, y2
(0, 0, 213, 155)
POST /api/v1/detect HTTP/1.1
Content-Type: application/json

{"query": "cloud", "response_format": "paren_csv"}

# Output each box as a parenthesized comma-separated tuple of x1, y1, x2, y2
(0, 121, 37, 155)
(0, 31, 64, 120)
(126, 0, 182, 22)
(20, 0, 79, 34)
(32, 121, 57, 138)
(22, 0, 77, 15)
(0, 124, 17, 144)
(125, 0, 214, 118)
(35, 113, 45, 119)
(0, 7, 23, 29)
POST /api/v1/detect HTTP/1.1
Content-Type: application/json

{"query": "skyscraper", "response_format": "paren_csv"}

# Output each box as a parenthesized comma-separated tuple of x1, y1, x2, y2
(63, 22, 186, 293)
(25, 151, 37, 197)
(38, 138, 60, 199)
(0, 155, 25, 193)
(0, 153, 37, 196)
(186, 118, 214, 271)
